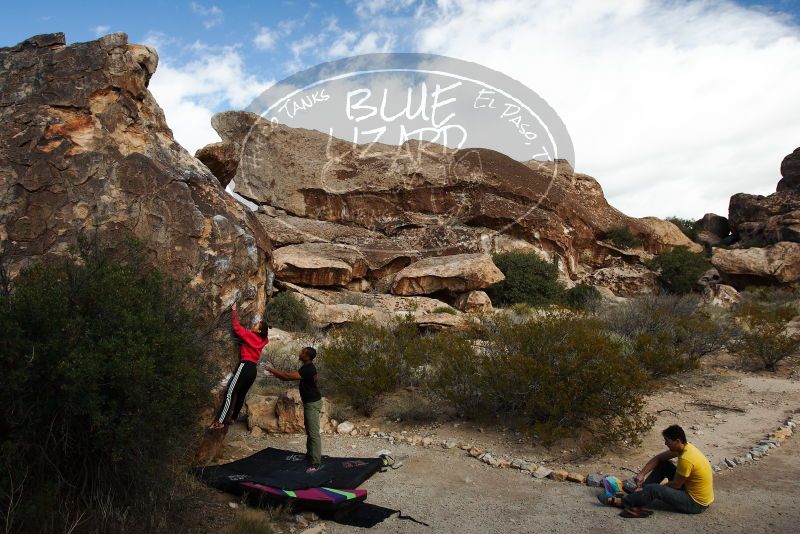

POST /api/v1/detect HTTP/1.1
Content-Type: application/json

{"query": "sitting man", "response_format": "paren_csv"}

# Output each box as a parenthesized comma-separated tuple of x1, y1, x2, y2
(606, 424, 714, 518)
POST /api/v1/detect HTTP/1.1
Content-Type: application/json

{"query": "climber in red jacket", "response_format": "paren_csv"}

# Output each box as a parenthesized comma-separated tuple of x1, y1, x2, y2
(209, 304, 269, 430)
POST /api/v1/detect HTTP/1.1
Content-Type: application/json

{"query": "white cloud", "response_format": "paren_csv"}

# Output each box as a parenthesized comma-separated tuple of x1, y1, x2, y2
(285, 15, 397, 71)
(92, 25, 110, 37)
(190, 2, 224, 29)
(147, 45, 273, 154)
(253, 26, 278, 50)
(395, 0, 800, 218)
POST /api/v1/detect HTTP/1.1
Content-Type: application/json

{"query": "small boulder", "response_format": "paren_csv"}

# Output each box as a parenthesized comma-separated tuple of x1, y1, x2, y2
(246, 395, 279, 433)
(547, 469, 569, 482)
(337, 421, 355, 434)
(532, 466, 553, 479)
(586, 474, 604, 487)
(454, 290, 493, 313)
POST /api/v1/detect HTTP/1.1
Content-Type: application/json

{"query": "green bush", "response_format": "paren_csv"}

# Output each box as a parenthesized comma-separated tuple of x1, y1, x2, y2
(666, 217, 699, 241)
(265, 291, 311, 331)
(648, 246, 710, 294)
(563, 284, 602, 312)
(0, 248, 213, 533)
(322, 318, 430, 415)
(432, 316, 654, 450)
(487, 252, 564, 307)
(733, 302, 800, 371)
(432, 306, 458, 315)
(603, 227, 642, 249)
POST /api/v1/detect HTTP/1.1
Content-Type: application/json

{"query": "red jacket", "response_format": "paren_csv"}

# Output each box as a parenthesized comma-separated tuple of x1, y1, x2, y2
(232, 308, 268, 363)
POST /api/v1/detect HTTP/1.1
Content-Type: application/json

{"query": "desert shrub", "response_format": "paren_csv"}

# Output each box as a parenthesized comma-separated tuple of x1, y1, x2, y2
(264, 291, 311, 331)
(223, 508, 279, 534)
(563, 284, 602, 313)
(322, 318, 430, 414)
(647, 246, 710, 294)
(603, 226, 641, 249)
(733, 302, 800, 371)
(666, 216, 699, 241)
(432, 316, 654, 450)
(432, 305, 458, 315)
(0, 248, 213, 533)
(487, 252, 564, 307)
(739, 286, 800, 309)
(600, 295, 731, 377)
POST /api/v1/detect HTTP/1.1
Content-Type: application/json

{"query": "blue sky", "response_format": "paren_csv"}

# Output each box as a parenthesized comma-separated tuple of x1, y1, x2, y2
(2, 1, 800, 218)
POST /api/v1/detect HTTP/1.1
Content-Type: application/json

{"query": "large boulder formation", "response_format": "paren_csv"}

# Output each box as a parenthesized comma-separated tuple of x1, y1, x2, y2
(728, 146, 800, 245)
(391, 253, 505, 296)
(0, 34, 271, 358)
(711, 242, 800, 287)
(778, 147, 800, 192)
(199, 110, 698, 282)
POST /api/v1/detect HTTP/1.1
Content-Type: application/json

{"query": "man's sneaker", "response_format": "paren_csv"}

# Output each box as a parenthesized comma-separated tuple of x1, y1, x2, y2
(306, 465, 322, 474)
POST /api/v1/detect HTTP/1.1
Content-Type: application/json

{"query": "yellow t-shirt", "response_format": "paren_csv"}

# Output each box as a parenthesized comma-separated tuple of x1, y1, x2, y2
(676, 443, 714, 506)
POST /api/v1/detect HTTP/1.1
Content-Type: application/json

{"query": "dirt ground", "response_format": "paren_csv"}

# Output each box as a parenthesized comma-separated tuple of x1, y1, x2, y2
(209, 363, 800, 533)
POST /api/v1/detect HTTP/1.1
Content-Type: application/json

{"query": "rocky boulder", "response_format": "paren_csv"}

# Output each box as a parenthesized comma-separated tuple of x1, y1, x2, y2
(711, 242, 800, 287)
(196, 142, 239, 188)
(695, 213, 730, 240)
(246, 390, 334, 434)
(582, 264, 659, 297)
(0, 33, 270, 364)
(391, 253, 505, 296)
(701, 284, 741, 308)
(778, 147, 800, 192)
(454, 290, 493, 313)
(272, 242, 368, 287)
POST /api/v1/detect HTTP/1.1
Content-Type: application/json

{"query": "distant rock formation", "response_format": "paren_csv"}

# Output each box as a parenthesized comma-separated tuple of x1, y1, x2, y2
(0, 33, 271, 365)
(778, 147, 800, 193)
(728, 146, 800, 245)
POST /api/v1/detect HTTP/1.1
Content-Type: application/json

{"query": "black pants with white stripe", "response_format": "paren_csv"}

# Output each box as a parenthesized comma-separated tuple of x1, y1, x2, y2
(216, 360, 257, 424)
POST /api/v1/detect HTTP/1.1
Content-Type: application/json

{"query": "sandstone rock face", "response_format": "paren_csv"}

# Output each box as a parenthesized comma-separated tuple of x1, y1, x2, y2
(201, 110, 696, 280)
(0, 34, 270, 365)
(778, 147, 800, 192)
(695, 213, 730, 239)
(583, 265, 659, 297)
(711, 242, 800, 286)
(272, 243, 368, 286)
(391, 253, 505, 296)
(454, 290, 493, 313)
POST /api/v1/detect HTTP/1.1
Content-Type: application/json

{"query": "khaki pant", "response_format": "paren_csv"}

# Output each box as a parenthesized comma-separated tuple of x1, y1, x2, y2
(303, 399, 322, 466)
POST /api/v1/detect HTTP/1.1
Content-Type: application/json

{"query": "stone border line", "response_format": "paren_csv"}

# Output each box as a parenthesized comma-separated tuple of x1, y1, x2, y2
(356, 413, 797, 486)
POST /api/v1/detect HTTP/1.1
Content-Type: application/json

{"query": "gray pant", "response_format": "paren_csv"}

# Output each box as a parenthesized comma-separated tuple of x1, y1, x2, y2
(622, 460, 707, 514)
(304, 400, 322, 466)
